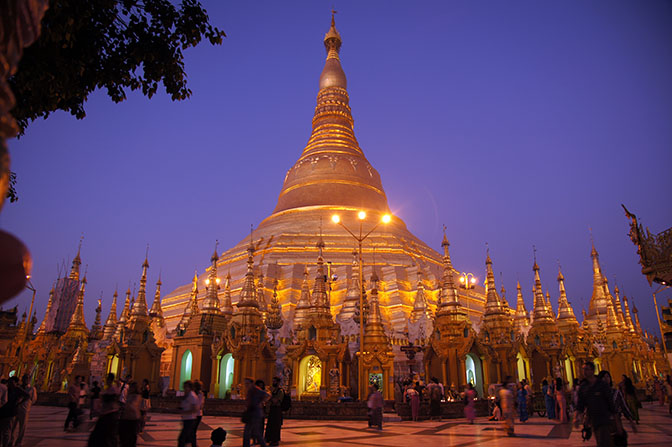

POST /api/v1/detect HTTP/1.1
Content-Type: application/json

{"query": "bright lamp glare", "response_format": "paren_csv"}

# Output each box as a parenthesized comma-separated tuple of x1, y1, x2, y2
(358, 211, 366, 220)
(331, 214, 340, 224)
(381, 214, 391, 224)
(205, 279, 210, 286)
(459, 277, 465, 283)
(470, 277, 476, 284)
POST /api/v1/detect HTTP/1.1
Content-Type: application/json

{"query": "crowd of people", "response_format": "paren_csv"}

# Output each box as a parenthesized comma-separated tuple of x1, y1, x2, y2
(1, 369, 671, 446)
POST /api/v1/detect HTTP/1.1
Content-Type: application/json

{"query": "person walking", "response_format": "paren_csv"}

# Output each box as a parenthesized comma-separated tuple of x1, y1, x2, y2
(517, 381, 528, 423)
(599, 371, 636, 444)
(655, 378, 665, 406)
(620, 376, 639, 424)
(242, 378, 268, 447)
(12, 374, 37, 447)
(89, 380, 101, 420)
(193, 380, 205, 438)
(542, 379, 556, 420)
(556, 378, 568, 423)
(367, 383, 384, 430)
(139, 379, 151, 433)
(78, 379, 88, 416)
(464, 383, 477, 424)
(499, 376, 515, 436)
(63, 376, 82, 432)
(405, 383, 420, 422)
(253, 380, 268, 445)
(118, 381, 141, 447)
(575, 361, 616, 447)
(523, 379, 532, 418)
(88, 373, 120, 447)
(178, 381, 199, 447)
(264, 377, 284, 446)
(427, 378, 443, 422)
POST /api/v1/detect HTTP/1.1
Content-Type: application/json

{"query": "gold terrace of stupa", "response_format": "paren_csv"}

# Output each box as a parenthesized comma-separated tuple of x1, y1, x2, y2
(160, 16, 487, 337)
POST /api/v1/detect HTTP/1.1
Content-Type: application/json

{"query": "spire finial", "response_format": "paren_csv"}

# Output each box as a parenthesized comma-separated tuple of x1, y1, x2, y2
(331, 7, 337, 26)
(212, 239, 219, 263)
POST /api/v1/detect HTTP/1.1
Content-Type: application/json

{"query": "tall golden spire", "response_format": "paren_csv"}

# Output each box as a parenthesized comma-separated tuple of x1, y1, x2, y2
(310, 233, 330, 311)
(221, 272, 234, 316)
(202, 243, 222, 314)
(91, 296, 102, 338)
(622, 294, 636, 334)
(532, 258, 553, 322)
(602, 275, 619, 329)
(238, 241, 259, 308)
(632, 303, 643, 335)
(410, 279, 431, 322)
(131, 250, 150, 318)
(67, 275, 88, 335)
(437, 230, 462, 315)
(556, 268, 579, 327)
(149, 275, 164, 320)
(37, 284, 55, 334)
(103, 289, 118, 340)
(500, 280, 510, 312)
(273, 14, 390, 214)
(69, 236, 83, 281)
(513, 281, 530, 330)
(114, 287, 131, 340)
(293, 265, 311, 328)
(605, 289, 620, 333)
(545, 291, 553, 315)
(589, 241, 609, 317)
(613, 285, 626, 329)
(483, 250, 504, 315)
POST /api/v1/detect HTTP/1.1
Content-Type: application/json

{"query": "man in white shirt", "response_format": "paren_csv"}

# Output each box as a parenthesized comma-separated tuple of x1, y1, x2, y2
(12, 374, 37, 447)
(178, 381, 199, 447)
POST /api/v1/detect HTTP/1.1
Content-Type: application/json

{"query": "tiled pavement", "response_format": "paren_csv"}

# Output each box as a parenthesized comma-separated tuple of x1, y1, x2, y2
(21, 402, 672, 446)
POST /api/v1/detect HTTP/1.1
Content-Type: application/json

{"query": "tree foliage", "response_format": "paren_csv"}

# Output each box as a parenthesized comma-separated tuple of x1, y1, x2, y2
(9, 0, 225, 134)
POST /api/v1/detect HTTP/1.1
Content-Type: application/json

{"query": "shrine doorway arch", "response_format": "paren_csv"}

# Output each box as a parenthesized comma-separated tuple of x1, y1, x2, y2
(180, 350, 193, 390)
(465, 353, 484, 397)
(298, 355, 322, 398)
(218, 353, 235, 398)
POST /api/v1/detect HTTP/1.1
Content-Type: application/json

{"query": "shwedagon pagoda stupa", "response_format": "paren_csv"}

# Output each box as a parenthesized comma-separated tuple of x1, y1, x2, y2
(160, 15, 487, 338)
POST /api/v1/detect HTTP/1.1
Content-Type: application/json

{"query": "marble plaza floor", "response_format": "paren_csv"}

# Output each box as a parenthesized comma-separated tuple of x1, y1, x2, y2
(21, 402, 672, 446)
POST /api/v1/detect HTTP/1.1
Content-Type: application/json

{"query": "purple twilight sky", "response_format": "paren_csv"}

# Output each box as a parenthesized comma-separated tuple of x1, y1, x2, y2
(2, 0, 671, 336)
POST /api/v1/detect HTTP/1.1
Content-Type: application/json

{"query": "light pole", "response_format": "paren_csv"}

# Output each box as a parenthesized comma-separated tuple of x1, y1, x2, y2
(332, 210, 391, 399)
(458, 272, 477, 319)
(652, 284, 670, 355)
(20, 276, 36, 377)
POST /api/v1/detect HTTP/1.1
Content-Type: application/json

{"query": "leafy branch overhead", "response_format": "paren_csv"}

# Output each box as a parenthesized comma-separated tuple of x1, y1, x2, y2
(9, 0, 226, 135)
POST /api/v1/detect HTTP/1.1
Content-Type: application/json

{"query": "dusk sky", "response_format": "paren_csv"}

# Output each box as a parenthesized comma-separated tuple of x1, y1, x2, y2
(2, 1, 671, 336)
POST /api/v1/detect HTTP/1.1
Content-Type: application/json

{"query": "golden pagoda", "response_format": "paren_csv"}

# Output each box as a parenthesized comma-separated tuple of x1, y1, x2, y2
(425, 233, 479, 394)
(169, 245, 229, 393)
(160, 13, 487, 353)
(220, 241, 276, 398)
(285, 233, 350, 400)
(555, 267, 594, 384)
(526, 259, 562, 389)
(106, 254, 163, 391)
